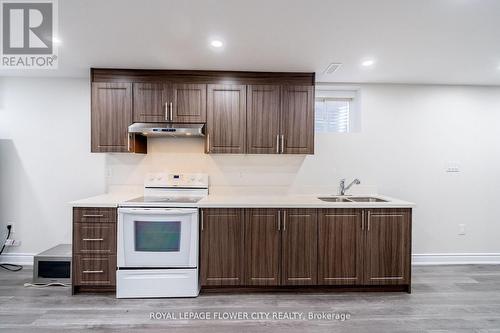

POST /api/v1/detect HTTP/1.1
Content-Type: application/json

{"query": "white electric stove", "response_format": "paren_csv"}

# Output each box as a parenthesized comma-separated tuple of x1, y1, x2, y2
(116, 173, 208, 298)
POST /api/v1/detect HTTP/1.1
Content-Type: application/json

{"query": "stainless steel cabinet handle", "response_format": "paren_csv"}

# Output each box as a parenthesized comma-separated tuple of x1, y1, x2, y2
(367, 210, 371, 231)
(165, 102, 169, 120)
(82, 238, 104, 241)
(283, 211, 286, 231)
(278, 210, 281, 231)
(280, 135, 284, 153)
(276, 135, 280, 154)
(127, 133, 131, 152)
(169, 102, 173, 121)
(83, 270, 103, 274)
(206, 134, 210, 153)
(361, 211, 365, 230)
(82, 214, 104, 218)
(201, 210, 204, 231)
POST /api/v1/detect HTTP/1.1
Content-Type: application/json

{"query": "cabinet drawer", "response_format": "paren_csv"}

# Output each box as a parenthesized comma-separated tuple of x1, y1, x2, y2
(74, 223, 116, 254)
(73, 207, 116, 223)
(73, 255, 116, 286)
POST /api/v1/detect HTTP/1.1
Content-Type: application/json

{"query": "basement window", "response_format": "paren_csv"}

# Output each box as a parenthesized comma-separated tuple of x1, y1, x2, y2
(314, 87, 360, 133)
(315, 98, 351, 133)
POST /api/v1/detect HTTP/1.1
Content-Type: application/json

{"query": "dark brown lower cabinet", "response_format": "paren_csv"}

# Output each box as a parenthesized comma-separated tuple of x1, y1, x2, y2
(200, 207, 411, 291)
(364, 209, 411, 286)
(72, 206, 411, 294)
(200, 209, 245, 286)
(72, 207, 117, 294)
(245, 209, 281, 286)
(318, 209, 363, 285)
(281, 209, 318, 286)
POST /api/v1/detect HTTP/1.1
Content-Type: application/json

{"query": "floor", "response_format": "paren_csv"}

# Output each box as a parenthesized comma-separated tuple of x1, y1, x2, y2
(1, 265, 500, 332)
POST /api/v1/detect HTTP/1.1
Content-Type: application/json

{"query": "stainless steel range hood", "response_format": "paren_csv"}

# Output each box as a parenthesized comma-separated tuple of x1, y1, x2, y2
(128, 123, 205, 137)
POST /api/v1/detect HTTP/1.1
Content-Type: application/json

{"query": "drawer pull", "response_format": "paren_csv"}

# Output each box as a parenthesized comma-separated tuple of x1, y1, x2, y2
(82, 214, 104, 218)
(83, 270, 104, 274)
(82, 238, 104, 241)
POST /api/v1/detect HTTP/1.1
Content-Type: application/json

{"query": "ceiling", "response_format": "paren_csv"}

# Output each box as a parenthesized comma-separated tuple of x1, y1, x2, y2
(2, 0, 500, 85)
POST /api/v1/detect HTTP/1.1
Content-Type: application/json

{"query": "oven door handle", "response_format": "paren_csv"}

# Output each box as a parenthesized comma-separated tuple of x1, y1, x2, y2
(118, 208, 198, 215)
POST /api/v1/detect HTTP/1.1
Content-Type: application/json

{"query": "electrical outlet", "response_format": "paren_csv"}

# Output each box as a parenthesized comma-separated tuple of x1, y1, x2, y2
(446, 161, 461, 173)
(5, 239, 21, 246)
(458, 224, 466, 235)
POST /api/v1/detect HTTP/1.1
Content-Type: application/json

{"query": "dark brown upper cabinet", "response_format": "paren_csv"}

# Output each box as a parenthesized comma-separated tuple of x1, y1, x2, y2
(171, 83, 207, 123)
(246, 85, 281, 154)
(206, 84, 247, 154)
(200, 209, 245, 286)
(281, 85, 315, 154)
(133, 83, 206, 123)
(246, 85, 314, 155)
(90, 69, 314, 154)
(281, 209, 318, 286)
(133, 83, 170, 123)
(318, 209, 363, 285)
(244, 209, 281, 286)
(363, 209, 411, 285)
(91, 82, 146, 153)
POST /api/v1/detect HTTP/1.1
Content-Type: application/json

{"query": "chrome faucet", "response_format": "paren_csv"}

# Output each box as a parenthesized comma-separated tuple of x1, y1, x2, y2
(339, 178, 360, 196)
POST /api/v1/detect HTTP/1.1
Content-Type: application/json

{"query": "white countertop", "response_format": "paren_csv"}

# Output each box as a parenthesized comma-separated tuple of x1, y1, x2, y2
(70, 193, 415, 208)
(69, 192, 140, 208)
(197, 194, 414, 208)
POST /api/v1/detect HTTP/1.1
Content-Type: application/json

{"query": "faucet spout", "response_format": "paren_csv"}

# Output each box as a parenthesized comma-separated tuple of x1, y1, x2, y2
(339, 178, 361, 195)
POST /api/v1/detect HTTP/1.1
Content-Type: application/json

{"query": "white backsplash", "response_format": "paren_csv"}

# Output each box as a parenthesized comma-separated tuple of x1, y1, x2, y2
(105, 136, 377, 196)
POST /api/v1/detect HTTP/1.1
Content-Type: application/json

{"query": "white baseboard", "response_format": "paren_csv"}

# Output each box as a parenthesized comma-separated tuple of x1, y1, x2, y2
(0, 253, 34, 266)
(2, 252, 500, 267)
(412, 253, 500, 265)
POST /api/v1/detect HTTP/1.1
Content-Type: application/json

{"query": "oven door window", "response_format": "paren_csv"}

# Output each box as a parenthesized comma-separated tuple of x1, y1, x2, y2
(134, 221, 181, 252)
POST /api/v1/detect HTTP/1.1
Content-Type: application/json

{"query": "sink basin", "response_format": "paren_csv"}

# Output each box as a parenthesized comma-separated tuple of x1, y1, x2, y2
(348, 197, 388, 202)
(317, 196, 353, 202)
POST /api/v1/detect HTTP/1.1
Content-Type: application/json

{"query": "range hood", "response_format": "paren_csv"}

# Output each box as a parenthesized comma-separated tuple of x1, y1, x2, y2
(128, 123, 205, 137)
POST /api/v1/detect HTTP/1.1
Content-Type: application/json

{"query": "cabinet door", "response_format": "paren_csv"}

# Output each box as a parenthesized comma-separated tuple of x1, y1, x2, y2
(91, 82, 133, 153)
(200, 209, 244, 286)
(281, 209, 317, 285)
(281, 85, 314, 154)
(206, 84, 246, 153)
(245, 209, 281, 286)
(171, 83, 206, 123)
(318, 209, 363, 285)
(133, 83, 169, 122)
(364, 209, 411, 285)
(246, 85, 281, 154)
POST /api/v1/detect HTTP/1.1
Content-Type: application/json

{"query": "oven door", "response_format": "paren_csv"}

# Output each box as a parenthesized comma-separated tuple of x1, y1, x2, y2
(117, 208, 198, 268)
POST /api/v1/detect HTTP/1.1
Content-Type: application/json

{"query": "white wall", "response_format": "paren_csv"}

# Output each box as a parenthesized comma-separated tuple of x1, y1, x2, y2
(1, 77, 500, 258)
(0, 77, 106, 255)
(107, 84, 500, 254)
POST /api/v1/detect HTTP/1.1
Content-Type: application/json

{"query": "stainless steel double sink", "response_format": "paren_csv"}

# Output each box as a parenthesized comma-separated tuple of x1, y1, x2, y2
(318, 196, 388, 203)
